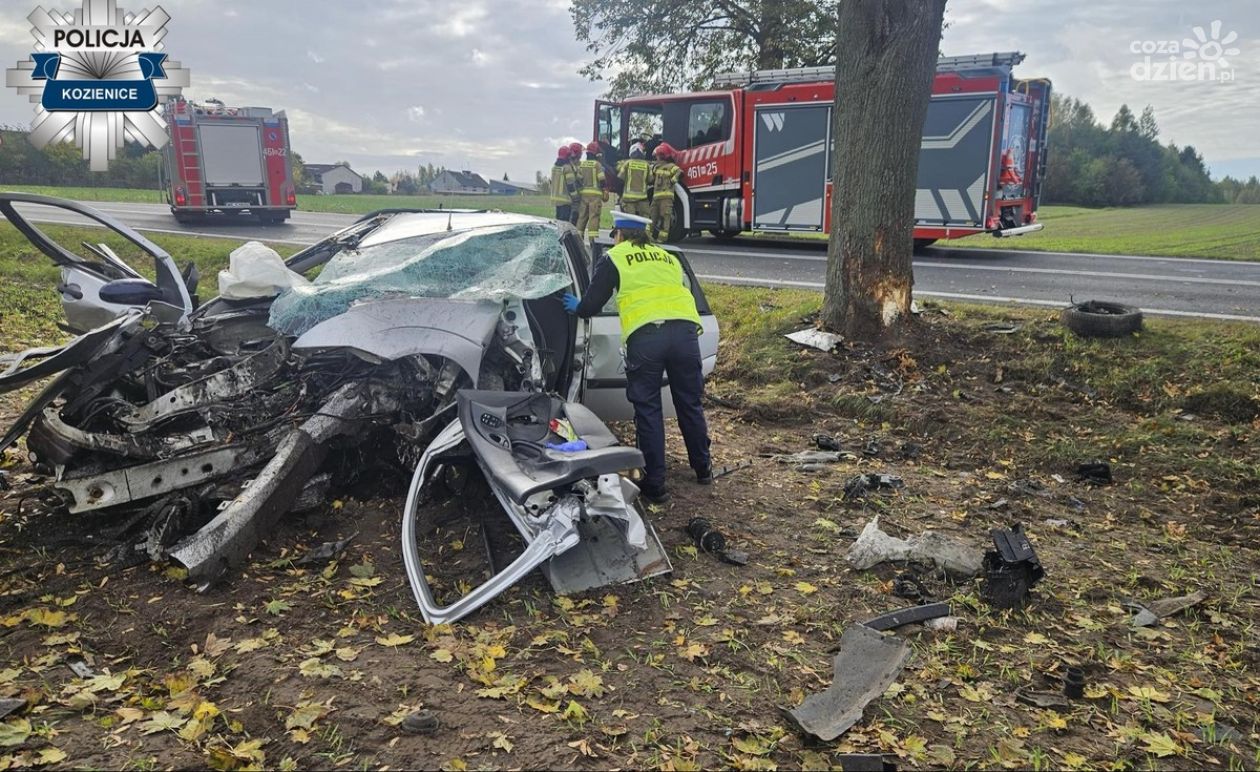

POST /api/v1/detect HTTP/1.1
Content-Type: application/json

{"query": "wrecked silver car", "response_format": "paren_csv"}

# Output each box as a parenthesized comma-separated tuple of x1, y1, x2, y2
(0, 193, 719, 622)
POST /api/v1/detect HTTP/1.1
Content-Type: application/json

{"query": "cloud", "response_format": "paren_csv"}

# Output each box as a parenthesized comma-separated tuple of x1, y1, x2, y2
(0, 0, 1253, 181)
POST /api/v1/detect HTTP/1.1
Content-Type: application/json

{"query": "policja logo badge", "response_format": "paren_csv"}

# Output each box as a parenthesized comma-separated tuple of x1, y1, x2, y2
(5, 0, 190, 171)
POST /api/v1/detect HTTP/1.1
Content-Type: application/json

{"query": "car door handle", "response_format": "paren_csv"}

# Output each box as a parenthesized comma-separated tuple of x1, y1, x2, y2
(57, 282, 83, 300)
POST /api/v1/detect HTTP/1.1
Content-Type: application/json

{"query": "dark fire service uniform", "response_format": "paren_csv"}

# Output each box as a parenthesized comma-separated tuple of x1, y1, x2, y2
(568, 212, 711, 500)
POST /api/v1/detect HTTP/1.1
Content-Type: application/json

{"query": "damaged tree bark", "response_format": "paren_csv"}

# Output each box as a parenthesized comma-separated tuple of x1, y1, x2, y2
(821, 0, 947, 339)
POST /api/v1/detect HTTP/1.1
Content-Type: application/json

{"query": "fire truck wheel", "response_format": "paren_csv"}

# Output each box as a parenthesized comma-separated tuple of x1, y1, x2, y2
(172, 211, 197, 225)
(1061, 301, 1143, 338)
(913, 238, 937, 251)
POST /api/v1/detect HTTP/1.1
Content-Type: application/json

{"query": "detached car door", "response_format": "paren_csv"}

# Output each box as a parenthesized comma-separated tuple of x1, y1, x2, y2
(578, 242, 719, 421)
(0, 194, 194, 332)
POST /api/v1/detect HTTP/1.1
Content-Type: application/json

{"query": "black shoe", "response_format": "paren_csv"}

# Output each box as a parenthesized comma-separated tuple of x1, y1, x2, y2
(695, 467, 713, 485)
(641, 487, 671, 505)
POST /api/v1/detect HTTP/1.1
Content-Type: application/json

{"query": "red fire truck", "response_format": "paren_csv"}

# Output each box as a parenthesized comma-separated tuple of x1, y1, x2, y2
(593, 51, 1050, 245)
(160, 98, 297, 224)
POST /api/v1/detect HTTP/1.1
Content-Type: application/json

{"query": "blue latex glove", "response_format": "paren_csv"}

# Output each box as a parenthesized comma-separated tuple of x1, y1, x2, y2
(546, 439, 588, 453)
(562, 292, 580, 314)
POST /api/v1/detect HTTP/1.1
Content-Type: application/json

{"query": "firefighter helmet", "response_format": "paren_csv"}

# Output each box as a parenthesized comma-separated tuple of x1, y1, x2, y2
(557, 145, 572, 160)
(653, 143, 676, 160)
(568, 141, 584, 156)
(586, 140, 602, 154)
(629, 142, 645, 159)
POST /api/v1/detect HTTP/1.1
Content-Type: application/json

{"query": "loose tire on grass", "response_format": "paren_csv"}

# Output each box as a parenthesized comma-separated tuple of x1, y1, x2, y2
(1061, 301, 1143, 338)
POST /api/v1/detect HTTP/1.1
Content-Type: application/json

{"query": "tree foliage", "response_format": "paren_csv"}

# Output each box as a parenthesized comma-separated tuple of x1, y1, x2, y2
(0, 127, 161, 188)
(1043, 96, 1223, 206)
(571, 0, 838, 97)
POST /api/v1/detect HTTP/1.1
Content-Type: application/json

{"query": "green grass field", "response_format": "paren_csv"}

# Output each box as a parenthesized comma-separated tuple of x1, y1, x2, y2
(959, 204, 1260, 261)
(4, 185, 1258, 260)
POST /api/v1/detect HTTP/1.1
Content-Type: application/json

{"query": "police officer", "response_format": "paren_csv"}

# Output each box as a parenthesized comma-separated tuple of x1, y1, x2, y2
(562, 212, 712, 504)
(567, 142, 584, 225)
(616, 144, 651, 218)
(549, 145, 577, 222)
(574, 141, 607, 242)
(650, 143, 682, 240)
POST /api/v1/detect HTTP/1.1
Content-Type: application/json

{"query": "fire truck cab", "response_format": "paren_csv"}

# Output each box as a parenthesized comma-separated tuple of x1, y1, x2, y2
(160, 98, 297, 225)
(594, 52, 1050, 245)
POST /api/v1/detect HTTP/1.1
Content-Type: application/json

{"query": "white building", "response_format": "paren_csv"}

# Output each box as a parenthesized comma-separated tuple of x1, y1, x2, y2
(306, 163, 363, 194)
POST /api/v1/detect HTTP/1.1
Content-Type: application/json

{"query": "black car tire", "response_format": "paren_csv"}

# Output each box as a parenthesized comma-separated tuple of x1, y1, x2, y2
(1061, 301, 1143, 338)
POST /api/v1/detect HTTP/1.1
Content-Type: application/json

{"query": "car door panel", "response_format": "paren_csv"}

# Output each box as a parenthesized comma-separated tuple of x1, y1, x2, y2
(579, 244, 720, 422)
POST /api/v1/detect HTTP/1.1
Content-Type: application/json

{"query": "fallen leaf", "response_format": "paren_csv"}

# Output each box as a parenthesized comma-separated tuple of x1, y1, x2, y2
(376, 633, 415, 648)
(793, 581, 819, 596)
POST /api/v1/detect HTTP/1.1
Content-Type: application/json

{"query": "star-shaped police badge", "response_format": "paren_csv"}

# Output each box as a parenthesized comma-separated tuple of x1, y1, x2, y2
(6, 0, 190, 171)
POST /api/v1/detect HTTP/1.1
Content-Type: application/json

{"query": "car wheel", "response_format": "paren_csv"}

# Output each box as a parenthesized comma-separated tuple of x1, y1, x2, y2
(1061, 301, 1143, 338)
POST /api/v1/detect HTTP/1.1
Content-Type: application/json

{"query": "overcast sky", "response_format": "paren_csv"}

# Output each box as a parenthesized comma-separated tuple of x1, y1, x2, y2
(1, 0, 1257, 181)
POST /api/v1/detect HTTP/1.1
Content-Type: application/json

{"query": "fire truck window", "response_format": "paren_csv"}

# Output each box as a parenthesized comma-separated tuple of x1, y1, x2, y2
(686, 102, 728, 148)
(628, 107, 664, 153)
(597, 104, 621, 151)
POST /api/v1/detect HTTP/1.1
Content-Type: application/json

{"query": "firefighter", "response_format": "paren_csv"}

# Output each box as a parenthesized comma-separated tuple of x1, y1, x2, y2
(567, 142, 584, 224)
(574, 141, 607, 241)
(650, 143, 682, 240)
(561, 211, 712, 504)
(616, 144, 651, 218)
(549, 145, 577, 222)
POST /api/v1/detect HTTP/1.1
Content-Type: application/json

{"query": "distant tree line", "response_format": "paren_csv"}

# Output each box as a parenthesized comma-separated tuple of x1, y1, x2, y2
(0, 126, 162, 188)
(1042, 96, 1240, 206)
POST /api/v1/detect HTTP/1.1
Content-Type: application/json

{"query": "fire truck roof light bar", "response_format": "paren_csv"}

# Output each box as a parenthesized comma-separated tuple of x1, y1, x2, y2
(711, 51, 1026, 88)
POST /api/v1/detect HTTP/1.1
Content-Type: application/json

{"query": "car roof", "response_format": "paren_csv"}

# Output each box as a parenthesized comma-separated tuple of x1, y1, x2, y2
(358, 211, 555, 248)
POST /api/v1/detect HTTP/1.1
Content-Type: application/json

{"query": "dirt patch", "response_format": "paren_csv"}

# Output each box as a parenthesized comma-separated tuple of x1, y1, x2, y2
(1, 304, 1258, 770)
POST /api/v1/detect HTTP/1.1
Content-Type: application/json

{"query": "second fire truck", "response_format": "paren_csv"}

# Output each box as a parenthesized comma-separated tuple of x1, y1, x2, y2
(160, 98, 297, 224)
(594, 51, 1051, 245)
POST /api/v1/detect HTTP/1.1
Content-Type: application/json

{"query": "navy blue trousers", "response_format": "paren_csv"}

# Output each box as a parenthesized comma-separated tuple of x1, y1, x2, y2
(624, 320, 711, 494)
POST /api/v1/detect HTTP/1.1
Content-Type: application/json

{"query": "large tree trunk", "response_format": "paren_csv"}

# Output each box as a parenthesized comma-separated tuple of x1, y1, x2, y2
(821, 0, 947, 339)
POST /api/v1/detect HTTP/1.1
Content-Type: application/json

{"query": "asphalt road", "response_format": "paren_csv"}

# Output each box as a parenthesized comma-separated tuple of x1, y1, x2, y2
(11, 199, 1260, 323)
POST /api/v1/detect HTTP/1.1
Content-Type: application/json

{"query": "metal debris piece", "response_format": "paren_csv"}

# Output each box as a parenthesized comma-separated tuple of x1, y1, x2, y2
(712, 461, 753, 479)
(773, 450, 854, 466)
(813, 433, 842, 451)
(296, 532, 358, 565)
(1127, 589, 1208, 628)
(924, 616, 959, 632)
(0, 698, 26, 720)
(401, 709, 440, 735)
(836, 754, 897, 772)
(67, 658, 94, 678)
(862, 437, 881, 457)
(1063, 666, 1085, 698)
(785, 625, 911, 741)
(1076, 461, 1112, 485)
(843, 473, 904, 500)
(784, 327, 842, 353)
(847, 516, 983, 580)
(863, 602, 951, 632)
(1014, 686, 1071, 710)
(982, 523, 1045, 609)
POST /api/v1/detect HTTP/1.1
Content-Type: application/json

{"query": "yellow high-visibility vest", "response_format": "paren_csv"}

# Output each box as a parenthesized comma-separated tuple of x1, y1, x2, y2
(549, 163, 573, 204)
(577, 159, 604, 196)
(606, 240, 701, 341)
(618, 159, 651, 201)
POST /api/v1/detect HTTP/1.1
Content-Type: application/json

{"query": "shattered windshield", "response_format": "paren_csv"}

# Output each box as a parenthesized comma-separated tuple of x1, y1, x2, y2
(269, 223, 572, 336)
